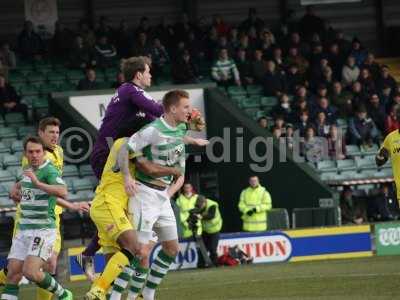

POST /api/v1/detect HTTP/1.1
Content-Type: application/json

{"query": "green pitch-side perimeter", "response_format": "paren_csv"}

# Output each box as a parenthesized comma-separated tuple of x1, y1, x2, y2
(10, 256, 400, 300)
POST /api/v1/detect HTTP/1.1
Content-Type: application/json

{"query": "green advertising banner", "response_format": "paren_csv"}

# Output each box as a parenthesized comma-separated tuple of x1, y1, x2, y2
(375, 222, 400, 256)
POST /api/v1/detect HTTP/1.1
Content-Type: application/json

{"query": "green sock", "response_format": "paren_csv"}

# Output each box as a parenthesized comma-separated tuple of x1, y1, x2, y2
(37, 272, 67, 298)
(127, 266, 149, 299)
(1, 283, 19, 300)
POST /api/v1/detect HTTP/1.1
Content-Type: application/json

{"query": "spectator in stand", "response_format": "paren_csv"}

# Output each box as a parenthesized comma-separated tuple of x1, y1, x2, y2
(295, 109, 312, 137)
(237, 34, 254, 56)
(228, 28, 240, 50)
(308, 42, 324, 71)
(284, 46, 309, 75)
(326, 42, 344, 81)
(294, 85, 311, 103)
(271, 93, 292, 122)
(136, 16, 152, 36)
(186, 31, 205, 63)
(320, 66, 335, 91)
(115, 20, 131, 58)
(369, 184, 399, 221)
(0, 61, 9, 82)
(385, 104, 400, 134)
(361, 52, 380, 81)
(263, 60, 286, 96)
(301, 126, 326, 162)
(95, 16, 114, 39)
(340, 186, 367, 225)
(299, 5, 326, 40)
(285, 124, 295, 150)
(240, 8, 265, 32)
(273, 116, 286, 136)
(69, 35, 96, 69)
(52, 21, 74, 59)
(236, 49, 253, 86)
(314, 111, 331, 137)
(366, 92, 386, 133)
(348, 105, 381, 147)
(111, 72, 125, 89)
(250, 49, 266, 84)
(349, 37, 367, 67)
(213, 14, 230, 37)
(0, 74, 28, 121)
(271, 46, 284, 71)
(342, 56, 360, 88)
(77, 68, 100, 91)
(0, 42, 16, 69)
(204, 28, 219, 61)
(216, 36, 234, 58)
(131, 32, 151, 57)
(174, 13, 193, 42)
(172, 50, 199, 84)
(211, 48, 241, 87)
(286, 64, 304, 95)
(272, 126, 282, 139)
(327, 124, 346, 160)
(18, 20, 45, 61)
(309, 57, 328, 90)
(293, 98, 309, 121)
(358, 67, 375, 95)
(77, 20, 96, 48)
(381, 84, 393, 110)
(376, 65, 397, 93)
(94, 35, 117, 68)
(334, 30, 351, 55)
(331, 81, 352, 117)
(257, 116, 269, 130)
(149, 38, 170, 82)
(350, 81, 367, 109)
(287, 32, 310, 57)
(312, 97, 338, 125)
(258, 29, 275, 56)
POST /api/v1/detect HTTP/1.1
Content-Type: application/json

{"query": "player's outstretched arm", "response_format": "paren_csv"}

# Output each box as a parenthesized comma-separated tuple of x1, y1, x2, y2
(135, 157, 182, 179)
(117, 142, 137, 196)
(183, 135, 209, 146)
(376, 147, 389, 167)
(167, 176, 185, 198)
(56, 198, 90, 212)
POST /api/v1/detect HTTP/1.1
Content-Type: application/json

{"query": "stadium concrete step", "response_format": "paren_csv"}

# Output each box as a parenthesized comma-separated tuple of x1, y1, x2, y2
(317, 160, 337, 172)
(336, 159, 357, 172)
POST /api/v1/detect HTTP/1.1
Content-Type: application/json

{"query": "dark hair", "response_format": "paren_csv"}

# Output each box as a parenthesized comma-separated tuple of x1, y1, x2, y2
(38, 117, 61, 132)
(121, 56, 151, 82)
(162, 89, 189, 111)
(23, 136, 45, 151)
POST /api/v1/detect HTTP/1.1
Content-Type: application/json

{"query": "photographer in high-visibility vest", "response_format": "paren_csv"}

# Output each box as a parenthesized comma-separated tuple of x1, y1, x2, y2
(191, 195, 223, 267)
(176, 183, 201, 238)
(238, 176, 272, 232)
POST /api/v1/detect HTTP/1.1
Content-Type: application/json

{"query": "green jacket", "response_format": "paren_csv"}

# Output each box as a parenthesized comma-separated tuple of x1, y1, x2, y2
(238, 185, 272, 232)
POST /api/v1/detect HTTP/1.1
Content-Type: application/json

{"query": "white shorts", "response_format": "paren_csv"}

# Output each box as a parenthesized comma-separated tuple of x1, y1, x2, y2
(8, 228, 56, 261)
(128, 182, 178, 244)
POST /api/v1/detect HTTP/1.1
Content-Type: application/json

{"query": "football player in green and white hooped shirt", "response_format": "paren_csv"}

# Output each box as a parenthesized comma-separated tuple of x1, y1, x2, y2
(109, 89, 205, 300)
(0, 136, 73, 300)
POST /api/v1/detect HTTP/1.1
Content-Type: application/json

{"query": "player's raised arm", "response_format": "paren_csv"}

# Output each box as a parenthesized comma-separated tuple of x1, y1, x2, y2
(376, 134, 390, 167)
(56, 198, 90, 212)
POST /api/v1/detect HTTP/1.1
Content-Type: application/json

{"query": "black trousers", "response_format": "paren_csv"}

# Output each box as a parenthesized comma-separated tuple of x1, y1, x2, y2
(197, 232, 220, 267)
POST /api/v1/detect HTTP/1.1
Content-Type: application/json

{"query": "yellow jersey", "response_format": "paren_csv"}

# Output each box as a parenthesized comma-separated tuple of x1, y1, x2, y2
(22, 144, 64, 215)
(94, 138, 137, 209)
(381, 129, 400, 198)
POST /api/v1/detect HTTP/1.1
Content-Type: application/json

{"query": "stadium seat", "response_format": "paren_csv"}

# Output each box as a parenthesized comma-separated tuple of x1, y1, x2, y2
(72, 177, 93, 192)
(79, 164, 94, 177)
(0, 142, 10, 154)
(2, 153, 21, 168)
(260, 96, 278, 107)
(66, 70, 85, 81)
(58, 82, 76, 92)
(18, 126, 36, 138)
(336, 159, 356, 171)
(64, 178, 75, 193)
(0, 184, 9, 197)
(316, 160, 337, 172)
(10, 140, 23, 153)
(4, 113, 25, 126)
(8, 72, 26, 84)
(47, 71, 67, 82)
(239, 97, 260, 109)
(320, 171, 338, 181)
(6, 166, 21, 177)
(0, 169, 15, 182)
(243, 108, 260, 119)
(345, 145, 362, 157)
(19, 85, 40, 97)
(32, 97, 49, 119)
(227, 86, 246, 97)
(63, 165, 80, 178)
(355, 155, 377, 171)
(104, 69, 118, 81)
(0, 197, 14, 207)
(267, 208, 290, 230)
(246, 85, 263, 95)
(354, 169, 376, 179)
(336, 170, 358, 181)
(0, 127, 18, 140)
(28, 72, 47, 83)
(39, 83, 59, 95)
(96, 81, 112, 90)
(360, 144, 379, 156)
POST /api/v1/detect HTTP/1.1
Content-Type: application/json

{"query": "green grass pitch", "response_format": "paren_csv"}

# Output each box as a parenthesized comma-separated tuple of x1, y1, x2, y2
(10, 255, 400, 299)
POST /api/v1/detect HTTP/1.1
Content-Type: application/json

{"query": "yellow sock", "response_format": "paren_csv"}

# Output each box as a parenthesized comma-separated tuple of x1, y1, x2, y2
(0, 269, 7, 285)
(36, 287, 53, 300)
(95, 251, 130, 291)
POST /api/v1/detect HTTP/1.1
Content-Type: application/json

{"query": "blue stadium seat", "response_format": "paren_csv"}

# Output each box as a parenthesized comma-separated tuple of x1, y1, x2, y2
(63, 165, 79, 178)
(316, 160, 337, 172)
(336, 159, 357, 171)
(79, 164, 94, 177)
(355, 155, 377, 171)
